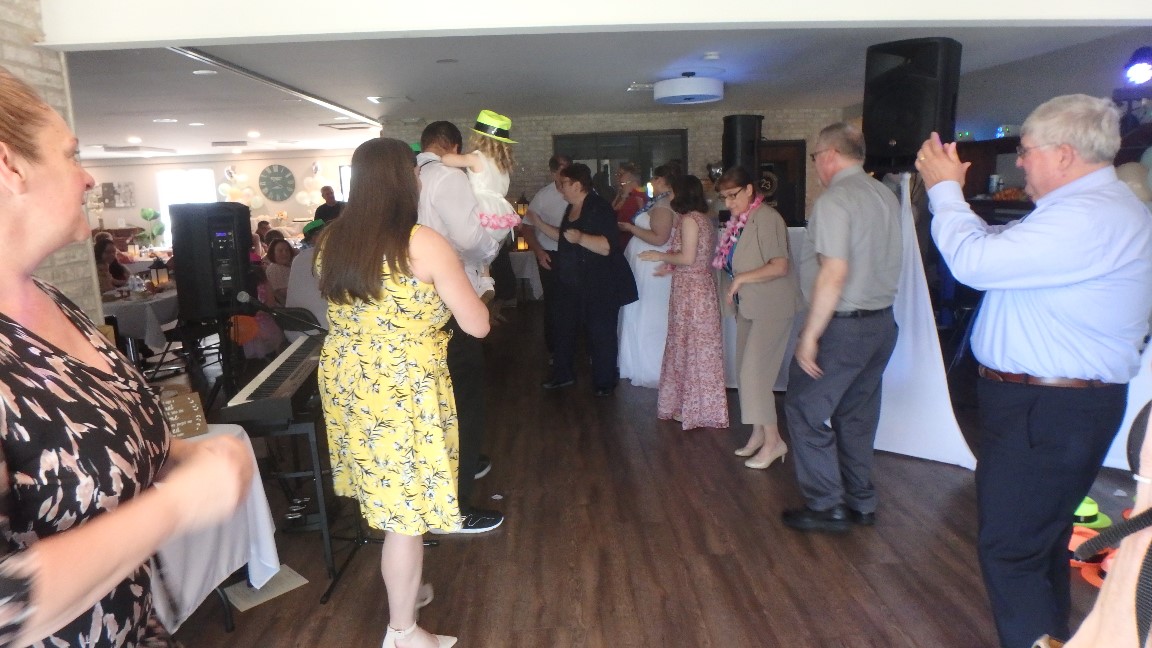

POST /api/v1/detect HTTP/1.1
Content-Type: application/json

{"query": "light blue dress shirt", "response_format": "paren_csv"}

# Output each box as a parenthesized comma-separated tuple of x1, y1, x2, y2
(929, 166, 1152, 383)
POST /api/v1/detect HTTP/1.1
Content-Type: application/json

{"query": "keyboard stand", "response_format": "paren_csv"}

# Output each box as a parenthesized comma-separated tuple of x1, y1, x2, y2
(243, 417, 336, 581)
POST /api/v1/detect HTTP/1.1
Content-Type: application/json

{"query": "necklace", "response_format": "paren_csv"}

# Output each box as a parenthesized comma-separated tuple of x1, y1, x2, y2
(712, 195, 764, 270)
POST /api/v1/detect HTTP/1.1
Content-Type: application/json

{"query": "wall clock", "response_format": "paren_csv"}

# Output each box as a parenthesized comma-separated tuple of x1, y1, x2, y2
(258, 164, 296, 202)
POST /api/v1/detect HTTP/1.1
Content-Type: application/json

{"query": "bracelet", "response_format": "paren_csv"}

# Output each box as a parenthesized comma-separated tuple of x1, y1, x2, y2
(1135, 473, 1152, 485)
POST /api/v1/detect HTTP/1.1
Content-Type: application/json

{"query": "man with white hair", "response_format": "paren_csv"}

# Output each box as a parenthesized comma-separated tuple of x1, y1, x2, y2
(917, 94, 1152, 648)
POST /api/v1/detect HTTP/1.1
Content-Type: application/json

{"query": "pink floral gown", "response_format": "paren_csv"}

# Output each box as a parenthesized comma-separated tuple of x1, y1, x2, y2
(657, 211, 729, 429)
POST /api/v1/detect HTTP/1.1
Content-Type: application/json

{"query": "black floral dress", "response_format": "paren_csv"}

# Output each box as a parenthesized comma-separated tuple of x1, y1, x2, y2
(0, 281, 172, 647)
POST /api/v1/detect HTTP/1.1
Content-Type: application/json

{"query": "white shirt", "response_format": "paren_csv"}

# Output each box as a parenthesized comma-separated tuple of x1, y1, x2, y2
(526, 182, 568, 252)
(416, 152, 500, 273)
(284, 246, 328, 341)
(929, 166, 1152, 383)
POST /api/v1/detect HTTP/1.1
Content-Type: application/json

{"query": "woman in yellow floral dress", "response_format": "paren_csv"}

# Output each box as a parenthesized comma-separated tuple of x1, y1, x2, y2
(315, 138, 489, 648)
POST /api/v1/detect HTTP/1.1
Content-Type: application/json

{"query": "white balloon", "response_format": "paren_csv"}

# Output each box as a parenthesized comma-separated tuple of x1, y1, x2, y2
(311, 162, 321, 175)
(234, 173, 249, 185)
(224, 166, 236, 181)
(302, 176, 319, 192)
(295, 191, 311, 205)
(310, 191, 322, 204)
(250, 196, 265, 209)
(1117, 162, 1152, 202)
(217, 182, 232, 197)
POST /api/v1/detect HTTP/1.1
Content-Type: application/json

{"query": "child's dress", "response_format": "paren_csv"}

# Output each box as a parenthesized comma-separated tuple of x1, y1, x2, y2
(468, 151, 520, 244)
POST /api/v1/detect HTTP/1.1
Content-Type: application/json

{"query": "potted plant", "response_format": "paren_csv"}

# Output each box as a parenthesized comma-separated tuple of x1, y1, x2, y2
(134, 208, 166, 249)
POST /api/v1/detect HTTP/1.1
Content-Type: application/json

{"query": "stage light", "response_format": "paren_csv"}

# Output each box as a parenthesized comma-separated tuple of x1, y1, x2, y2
(1126, 47, 1152, 85)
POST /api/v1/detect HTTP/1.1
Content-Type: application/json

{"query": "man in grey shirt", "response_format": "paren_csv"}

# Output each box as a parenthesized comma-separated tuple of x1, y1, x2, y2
(782, 122, 902, 534)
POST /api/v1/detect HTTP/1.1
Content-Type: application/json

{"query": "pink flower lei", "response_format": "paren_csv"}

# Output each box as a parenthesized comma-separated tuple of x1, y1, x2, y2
(711, 194, 764, 270)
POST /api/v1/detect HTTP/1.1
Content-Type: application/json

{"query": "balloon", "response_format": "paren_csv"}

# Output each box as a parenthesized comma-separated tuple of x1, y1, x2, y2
(242, 187, 255, 199)
(311, 161, 321, 175)
(295, 191, 311, 205)
(302, 176, 319, 192)
(310, 191, 322, 204)
(217, 182, 232, 197)
(227, 188, 246, 203)
(250, 196, 265, 209)
(234, 173, 249, 185)
(1116, 162, 1152, 202)
(223, 166, 236, 181)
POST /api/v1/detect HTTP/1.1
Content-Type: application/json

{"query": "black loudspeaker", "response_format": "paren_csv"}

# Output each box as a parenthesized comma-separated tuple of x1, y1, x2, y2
(862, 37, 962, 168)
(722, 114, 764, 180)
(170, 202, 254, 322)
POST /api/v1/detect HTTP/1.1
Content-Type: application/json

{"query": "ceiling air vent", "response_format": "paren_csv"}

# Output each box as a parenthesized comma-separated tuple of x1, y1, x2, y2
(212, 140, 248, 147)
(320, 122, 373, 131)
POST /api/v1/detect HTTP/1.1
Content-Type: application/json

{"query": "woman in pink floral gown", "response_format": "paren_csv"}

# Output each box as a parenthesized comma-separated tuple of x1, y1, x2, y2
(640, 175, 728, 430)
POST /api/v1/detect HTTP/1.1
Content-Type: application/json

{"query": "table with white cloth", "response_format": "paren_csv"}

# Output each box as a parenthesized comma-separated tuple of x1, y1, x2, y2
(152, 423, 280, 632)
(509, 250, 544, 300)
(102, 289, 179, 350)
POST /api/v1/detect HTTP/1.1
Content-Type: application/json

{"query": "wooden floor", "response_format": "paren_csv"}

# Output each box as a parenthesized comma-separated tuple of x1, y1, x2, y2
(172, 300, 1129, 648)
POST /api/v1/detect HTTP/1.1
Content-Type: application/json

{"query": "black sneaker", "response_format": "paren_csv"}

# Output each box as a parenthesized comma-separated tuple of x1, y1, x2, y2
(431, 508, 504, 535)
(474, 455, 492, 480)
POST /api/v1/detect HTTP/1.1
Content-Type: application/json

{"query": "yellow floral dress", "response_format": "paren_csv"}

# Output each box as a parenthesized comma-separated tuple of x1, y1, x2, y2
(318, 226, 461, 534)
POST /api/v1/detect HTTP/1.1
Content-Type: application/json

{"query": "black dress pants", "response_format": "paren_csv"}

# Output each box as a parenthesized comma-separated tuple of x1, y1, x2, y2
(975, 378, 1127, 648)
(550, 282, 619, 391)
(446, 318, 484, 509)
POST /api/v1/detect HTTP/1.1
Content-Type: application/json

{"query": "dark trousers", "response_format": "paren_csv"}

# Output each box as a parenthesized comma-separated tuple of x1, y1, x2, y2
(446, 318, 485, 509)
(538, 263, 556, 355)
(550, 284, 619, 391)
(784, 311, 898, 512)
(975, 378, 1127, 648)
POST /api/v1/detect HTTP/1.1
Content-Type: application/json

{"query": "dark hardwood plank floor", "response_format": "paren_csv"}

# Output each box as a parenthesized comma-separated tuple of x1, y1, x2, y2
(172, 301, 1129, 647)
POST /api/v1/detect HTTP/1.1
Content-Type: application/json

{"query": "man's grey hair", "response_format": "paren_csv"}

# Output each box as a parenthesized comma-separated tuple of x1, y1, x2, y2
(1021, 94, 1121, 164)
(816, 122, 866, 161)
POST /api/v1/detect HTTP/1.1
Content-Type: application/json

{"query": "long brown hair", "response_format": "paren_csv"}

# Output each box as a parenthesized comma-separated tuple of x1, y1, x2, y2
(317, 138, 418, 304)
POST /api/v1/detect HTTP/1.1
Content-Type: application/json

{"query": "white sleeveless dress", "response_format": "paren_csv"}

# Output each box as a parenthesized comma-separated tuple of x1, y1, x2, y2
(467, 152, 519, 244)
(617, 197, 674, 388)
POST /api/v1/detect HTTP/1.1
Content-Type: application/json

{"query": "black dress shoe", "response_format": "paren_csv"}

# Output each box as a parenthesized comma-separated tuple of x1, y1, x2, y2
(781, 504, 851, 533)
(848, 509, 875, 526)
(594, 387, 614, 397)
(541, 378, 575, 390)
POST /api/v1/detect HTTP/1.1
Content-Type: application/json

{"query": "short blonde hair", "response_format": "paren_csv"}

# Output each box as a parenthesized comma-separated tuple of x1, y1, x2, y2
(0, 66, 52, 162)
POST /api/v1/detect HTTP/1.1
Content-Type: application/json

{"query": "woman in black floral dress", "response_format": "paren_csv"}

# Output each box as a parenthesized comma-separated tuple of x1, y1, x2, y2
(0, 67, 253, 647)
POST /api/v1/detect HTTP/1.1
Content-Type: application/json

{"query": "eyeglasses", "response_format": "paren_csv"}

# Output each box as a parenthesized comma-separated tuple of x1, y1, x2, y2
(809, 149, 832, 162)
(1016, 143, 1055, 158)
(719, 187, 745, 201)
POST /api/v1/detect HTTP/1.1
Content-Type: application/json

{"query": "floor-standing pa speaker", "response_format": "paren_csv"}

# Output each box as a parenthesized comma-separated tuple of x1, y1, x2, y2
(722, 114, 764, 181)
(170, 202, 253, 322)
(862, 37, 962, 169)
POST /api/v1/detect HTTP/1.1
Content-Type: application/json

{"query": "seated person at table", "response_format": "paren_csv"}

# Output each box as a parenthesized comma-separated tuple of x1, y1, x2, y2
(94, 237, 129, 292)
(93, 230, 132, 264)
(263, 238, 295, 307)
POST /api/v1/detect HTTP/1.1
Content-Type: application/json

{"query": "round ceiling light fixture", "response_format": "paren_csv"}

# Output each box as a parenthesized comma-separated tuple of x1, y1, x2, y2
(653, 72, 723, 105)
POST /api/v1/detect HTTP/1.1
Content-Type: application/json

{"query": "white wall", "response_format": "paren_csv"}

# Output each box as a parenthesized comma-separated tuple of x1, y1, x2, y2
(84, 149, 354, 233)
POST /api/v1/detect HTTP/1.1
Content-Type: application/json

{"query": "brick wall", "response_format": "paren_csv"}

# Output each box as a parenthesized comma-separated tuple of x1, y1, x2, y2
(1, 0, 102, 317)
(380, 106, 844, 214)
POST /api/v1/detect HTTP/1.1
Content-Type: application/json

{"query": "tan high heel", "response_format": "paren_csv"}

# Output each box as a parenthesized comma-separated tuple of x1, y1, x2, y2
(744, 442, 788, 469)
(734, 443, 762, 458)
(381, 622, 457, 648)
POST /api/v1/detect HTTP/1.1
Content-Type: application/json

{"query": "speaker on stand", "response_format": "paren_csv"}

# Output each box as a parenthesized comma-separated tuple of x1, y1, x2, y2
(862, 37, 962, 173)
(170, 201, 255, 405)
(721, 114, 764, 222)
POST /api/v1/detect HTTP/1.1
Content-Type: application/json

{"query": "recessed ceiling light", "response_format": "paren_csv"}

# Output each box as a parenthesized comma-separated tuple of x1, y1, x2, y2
(192, 69, 218, 75)
(152, 118, 178, 123)
(332, 116, 350, 121)
(367, 96, 383, 104)
(232, 148, 242, 155)
(703, 51, 721, 61)
(126, 136, 142, 144)
(436, 58, 458, 64)
(247, 130, 261, 138)
(188, 122, 205, 127)
(626, 82, 654, 92)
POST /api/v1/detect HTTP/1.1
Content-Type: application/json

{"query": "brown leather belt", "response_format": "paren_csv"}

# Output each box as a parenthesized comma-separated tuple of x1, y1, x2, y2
(977, 364, 1110, 389)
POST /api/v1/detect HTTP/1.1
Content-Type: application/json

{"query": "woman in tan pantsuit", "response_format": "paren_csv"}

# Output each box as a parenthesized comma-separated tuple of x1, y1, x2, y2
(713, 167, 800, 469)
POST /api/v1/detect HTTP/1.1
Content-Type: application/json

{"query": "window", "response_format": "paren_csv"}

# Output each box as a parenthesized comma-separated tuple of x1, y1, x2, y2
(552, 130, 687, 201)
(155, 168, 217, 247)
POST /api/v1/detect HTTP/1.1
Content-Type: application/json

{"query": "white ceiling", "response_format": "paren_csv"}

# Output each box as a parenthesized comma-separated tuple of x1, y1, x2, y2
(65, 25, 1147, 160)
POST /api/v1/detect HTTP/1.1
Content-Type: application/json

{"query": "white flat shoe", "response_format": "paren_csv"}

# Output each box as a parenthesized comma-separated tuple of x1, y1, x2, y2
(381, 622, 457, 648)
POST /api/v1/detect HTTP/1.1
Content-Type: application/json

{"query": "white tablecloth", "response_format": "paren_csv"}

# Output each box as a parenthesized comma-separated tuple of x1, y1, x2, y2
(152, 424, 280, 631)
(509, 250, 543, 299)
(103, 290, 179, 349)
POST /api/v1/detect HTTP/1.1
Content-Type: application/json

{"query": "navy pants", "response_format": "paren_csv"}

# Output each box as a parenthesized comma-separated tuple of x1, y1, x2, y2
(975, 378, 1127, 648)
(550, 282, 619, 391)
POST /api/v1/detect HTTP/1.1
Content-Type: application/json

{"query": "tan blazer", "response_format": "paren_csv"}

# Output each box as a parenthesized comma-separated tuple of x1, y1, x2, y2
(730, 203, 800, 320)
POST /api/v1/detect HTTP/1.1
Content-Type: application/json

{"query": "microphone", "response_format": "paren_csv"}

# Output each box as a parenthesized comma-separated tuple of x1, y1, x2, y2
(235, 291, 327, 334)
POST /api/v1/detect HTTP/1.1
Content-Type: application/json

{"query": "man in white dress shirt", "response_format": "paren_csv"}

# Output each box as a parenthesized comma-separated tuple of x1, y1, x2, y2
(416, 121, 503, 534)
(917, 94, 1152, 648)
(523, 154, 571, 358)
